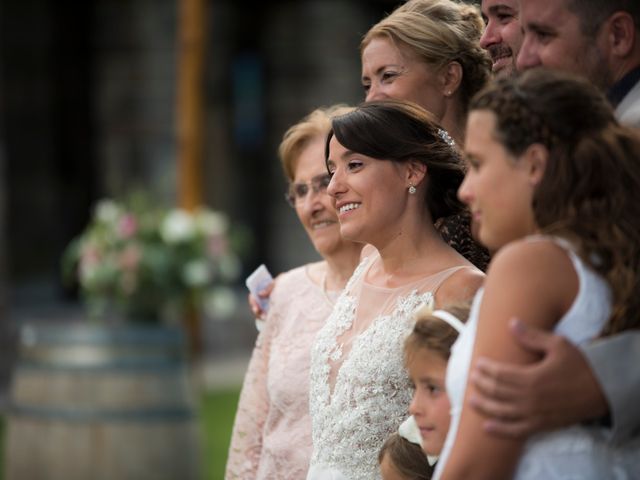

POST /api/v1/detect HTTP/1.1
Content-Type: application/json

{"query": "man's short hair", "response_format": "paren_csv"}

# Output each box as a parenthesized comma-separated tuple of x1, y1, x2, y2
(567, 0, 640, 36)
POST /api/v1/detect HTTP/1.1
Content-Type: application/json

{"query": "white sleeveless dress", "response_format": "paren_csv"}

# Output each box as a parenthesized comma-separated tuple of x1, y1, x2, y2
(434, 236, 640, 479)
(307, 251, 473, 480)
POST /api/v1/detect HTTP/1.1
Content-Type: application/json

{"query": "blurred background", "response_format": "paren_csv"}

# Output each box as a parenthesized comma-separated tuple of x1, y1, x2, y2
(0, 0, 417, 376)
(0, 0, 415, 478)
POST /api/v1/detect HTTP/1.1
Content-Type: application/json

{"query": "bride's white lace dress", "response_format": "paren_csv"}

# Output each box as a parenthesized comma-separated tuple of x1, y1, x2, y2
(307, 252, 470, 480)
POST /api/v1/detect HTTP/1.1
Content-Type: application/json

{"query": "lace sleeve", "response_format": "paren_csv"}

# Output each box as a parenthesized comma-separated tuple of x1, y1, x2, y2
(225, 308, 277, 478)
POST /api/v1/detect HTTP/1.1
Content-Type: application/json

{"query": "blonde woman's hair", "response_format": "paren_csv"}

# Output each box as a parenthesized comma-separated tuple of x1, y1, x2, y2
(278, 105, 354, 181)
(361, 0, 491, 112)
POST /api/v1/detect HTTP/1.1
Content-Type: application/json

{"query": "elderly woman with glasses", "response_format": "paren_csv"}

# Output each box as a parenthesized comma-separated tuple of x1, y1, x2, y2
(225, 105, 363, 480)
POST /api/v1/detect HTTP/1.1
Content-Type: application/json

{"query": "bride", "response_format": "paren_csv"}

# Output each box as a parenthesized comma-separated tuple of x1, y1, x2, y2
(306, 100, 484, 480)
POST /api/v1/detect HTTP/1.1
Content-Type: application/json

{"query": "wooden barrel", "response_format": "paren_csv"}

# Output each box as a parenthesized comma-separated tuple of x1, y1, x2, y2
(4, 323, 201, 480)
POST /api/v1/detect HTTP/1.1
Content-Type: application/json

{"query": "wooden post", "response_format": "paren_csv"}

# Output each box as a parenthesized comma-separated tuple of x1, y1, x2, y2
(177, 0, 206, 359)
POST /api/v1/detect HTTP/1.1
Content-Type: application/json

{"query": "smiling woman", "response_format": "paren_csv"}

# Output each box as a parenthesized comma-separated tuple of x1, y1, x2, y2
(360, 0, 490, 145)
(225, 105, 364, 480)
(306, 100, 484, 480)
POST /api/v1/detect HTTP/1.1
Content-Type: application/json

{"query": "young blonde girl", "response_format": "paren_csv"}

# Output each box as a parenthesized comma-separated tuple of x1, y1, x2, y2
(378, 302, 470, 479)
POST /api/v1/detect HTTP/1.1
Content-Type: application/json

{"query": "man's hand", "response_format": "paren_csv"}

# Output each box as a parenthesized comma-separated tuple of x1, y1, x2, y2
(469, 318, 609, 438)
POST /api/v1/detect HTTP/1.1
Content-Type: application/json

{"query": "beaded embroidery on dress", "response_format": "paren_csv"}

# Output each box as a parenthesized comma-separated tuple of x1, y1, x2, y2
(308, 253, 471, 480)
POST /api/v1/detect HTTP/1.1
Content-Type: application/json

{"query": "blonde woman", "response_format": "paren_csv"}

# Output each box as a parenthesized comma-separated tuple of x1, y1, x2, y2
(361, 0, 491, 145)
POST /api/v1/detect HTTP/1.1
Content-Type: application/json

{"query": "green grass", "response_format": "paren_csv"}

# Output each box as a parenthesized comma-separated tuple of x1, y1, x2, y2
(200, 388, 241, 480)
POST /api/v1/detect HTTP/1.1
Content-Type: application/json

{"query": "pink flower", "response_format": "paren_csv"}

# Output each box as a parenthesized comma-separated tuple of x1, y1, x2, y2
(208, 235, 228, 257)
(118, 214, 138, 238)
(80, 243, 101, 267)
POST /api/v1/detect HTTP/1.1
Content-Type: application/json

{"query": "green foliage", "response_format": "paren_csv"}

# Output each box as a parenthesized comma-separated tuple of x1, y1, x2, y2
(200, 388, 241, 480)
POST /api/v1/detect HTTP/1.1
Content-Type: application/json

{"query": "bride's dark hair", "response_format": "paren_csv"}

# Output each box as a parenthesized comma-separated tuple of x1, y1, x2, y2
(326, 99, 489, 271)
(326, 99, 465, 222)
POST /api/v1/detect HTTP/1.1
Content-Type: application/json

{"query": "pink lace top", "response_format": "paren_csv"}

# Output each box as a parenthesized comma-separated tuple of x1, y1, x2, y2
(225, 263, 335, 479)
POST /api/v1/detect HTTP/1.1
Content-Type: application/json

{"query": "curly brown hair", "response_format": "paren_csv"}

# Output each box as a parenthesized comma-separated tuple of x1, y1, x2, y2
(470, 68, 640, 335)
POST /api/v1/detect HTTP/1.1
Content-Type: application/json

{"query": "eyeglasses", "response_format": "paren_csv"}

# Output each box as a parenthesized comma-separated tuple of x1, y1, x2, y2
(285, 173, 332, 207)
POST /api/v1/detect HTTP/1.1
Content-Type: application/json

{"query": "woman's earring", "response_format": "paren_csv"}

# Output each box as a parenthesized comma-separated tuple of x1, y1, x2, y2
(408, 184, 417, 195)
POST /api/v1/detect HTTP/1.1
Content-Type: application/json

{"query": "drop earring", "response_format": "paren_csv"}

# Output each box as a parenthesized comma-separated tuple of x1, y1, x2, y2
(408, 184, 417, 195)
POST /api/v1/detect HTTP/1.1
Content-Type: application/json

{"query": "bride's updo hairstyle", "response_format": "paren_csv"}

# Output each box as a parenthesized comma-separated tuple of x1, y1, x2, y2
(325, 99, 466, 223)
(471, 68, 640, 335)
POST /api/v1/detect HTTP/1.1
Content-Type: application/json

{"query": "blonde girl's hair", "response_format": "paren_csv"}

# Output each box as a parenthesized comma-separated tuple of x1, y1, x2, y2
(404, 301, 471, 363)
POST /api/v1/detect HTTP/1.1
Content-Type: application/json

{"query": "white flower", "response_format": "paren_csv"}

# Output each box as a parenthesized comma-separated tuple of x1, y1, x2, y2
(161, 209, 196, 244)
(94, 199, 120, 225)
(204, 287, 237, 319)
(79, 261, 99, 285)
(195, 209, 228, 236)
(182, 260, 212, 287)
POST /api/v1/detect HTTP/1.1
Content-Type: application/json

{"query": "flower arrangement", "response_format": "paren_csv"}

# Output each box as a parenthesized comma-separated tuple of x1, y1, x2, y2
(63, 196, 241, 323)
